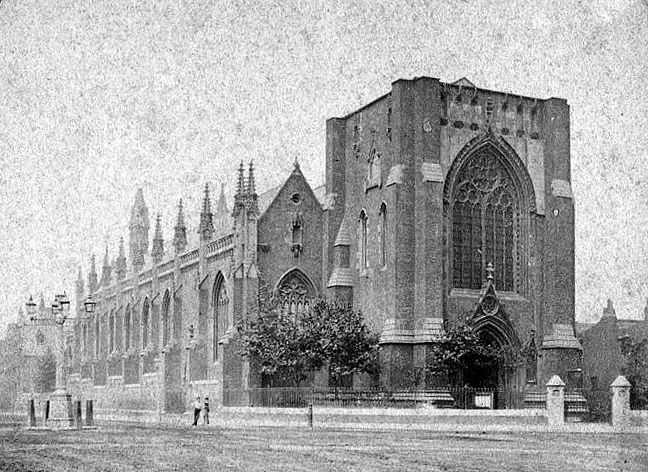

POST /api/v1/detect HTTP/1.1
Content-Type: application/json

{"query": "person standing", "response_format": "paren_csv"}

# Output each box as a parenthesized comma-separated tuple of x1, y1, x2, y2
(203, 397, 210, 425)
(192, 396, 202, 427)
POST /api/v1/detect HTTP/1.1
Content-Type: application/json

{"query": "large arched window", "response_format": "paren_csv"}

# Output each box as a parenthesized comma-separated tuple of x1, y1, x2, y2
(359, 210, 368, 271)
(277, 269, 316, 319)
(379, 203, 387, 268)
(142, 298, 150, 349)
(212, 273, 229, 362)
(95, 315, 100, 357)
(124, 306, 131, 351)
(109, 311, 115, 353)
(450, 147, 521, 291)
(162, 290, 170, 347)
(82, 323, 88, 357)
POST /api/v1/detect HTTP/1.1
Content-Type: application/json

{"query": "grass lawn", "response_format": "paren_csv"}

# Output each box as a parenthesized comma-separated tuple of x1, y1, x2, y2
(1, 422, 647, 471)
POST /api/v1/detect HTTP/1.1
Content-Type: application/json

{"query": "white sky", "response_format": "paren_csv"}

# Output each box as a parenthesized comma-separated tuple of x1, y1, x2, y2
(1, 0, 647, 336)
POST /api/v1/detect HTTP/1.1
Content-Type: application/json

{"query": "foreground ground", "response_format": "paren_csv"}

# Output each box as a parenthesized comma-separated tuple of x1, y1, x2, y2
(1, 421, 647, 472)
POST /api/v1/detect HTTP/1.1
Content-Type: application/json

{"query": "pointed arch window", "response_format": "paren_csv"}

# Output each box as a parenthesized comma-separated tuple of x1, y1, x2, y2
(124, 307, 131, 351)
(451, 148, 520, 291)
(95, 316, 100, 357)
(82, 323, 88, 357)
(142, 299, 150, 349)
(109, 312, 115, 353)
(359, 210, 368, 271)
(277, 269, 316, 320)
(212, 274, 229, 362)
(162, 291, 170, 347)
(379, 203, 387, 268)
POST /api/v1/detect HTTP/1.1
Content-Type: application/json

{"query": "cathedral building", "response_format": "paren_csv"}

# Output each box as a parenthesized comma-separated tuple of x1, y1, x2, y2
(58, 76, 579, 412)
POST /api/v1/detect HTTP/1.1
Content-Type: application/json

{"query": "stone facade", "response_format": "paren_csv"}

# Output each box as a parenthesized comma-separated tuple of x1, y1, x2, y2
(9, 76, 583, 412)
(324, 77, 580, 389)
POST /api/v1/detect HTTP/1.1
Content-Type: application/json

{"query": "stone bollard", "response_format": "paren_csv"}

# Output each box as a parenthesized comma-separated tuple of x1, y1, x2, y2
(28, 399, 36, 427)
(307, 402, 313, 429)
(611, 375, 632, 429)
(546, 375, 565, 428)
(85, 400, 94, 427)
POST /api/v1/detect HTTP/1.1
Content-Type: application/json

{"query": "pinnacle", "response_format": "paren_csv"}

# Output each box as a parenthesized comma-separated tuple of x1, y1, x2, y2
(236, 161, 245, 196)
(154, 213, 163, 240)
(176, 199, 186, 228)
(202, 183, 212, 214)
(217, 183, 228, 214)
(247, 161, 256, 195)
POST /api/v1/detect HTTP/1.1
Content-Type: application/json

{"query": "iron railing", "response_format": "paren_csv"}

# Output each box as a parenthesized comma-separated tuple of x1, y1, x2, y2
(223, 387, 545, 410)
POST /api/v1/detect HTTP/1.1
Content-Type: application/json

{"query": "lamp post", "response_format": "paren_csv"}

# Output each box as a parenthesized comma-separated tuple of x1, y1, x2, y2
(25, 292, 95, 429)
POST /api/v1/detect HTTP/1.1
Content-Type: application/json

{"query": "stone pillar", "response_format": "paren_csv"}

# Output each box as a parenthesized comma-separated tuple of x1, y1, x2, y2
(611, 375, 631, 429)
(545, 375, 565, 428)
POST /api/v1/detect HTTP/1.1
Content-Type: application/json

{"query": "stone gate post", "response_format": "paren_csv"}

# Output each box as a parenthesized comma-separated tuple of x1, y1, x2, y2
(610, 375, 631, 429)
(546, 375, 565, 428)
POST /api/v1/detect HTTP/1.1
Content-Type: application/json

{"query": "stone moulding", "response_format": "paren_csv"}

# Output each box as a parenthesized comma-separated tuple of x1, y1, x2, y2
(379, 318, 445, 344)
(541, 324, 581, 349)
(385, 165, 403, 187)
(550, 179, 573, 199)
(327, 268, 354, 287)
(421, 162, 443, 182)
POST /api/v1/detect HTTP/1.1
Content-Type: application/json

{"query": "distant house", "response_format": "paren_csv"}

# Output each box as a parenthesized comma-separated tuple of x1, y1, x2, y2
(579, 299, 648, 390)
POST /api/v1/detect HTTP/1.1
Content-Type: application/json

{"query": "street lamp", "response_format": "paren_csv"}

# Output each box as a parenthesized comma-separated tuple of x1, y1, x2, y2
(83, 295, 96, 314)
(25, 292, 85, 429)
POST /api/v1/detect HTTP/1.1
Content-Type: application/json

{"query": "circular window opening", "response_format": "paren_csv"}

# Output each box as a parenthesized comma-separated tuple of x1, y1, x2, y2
(291, 193, 302, 204)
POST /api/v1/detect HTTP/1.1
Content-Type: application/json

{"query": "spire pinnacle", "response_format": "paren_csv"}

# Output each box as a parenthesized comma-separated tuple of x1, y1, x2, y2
(115, 237, 127, 280)
(88, 254, 98, 293)
(101, 245, 112, 286)
(293, 156, 300, 170)
(38, 292, 45, 312)
(174, 199, 188, 253)
(246, 161, 256, 195)
(217, 183, 228, 215)
(236, 161, 245, 197)
(152, 213, 164, 263)
(199, 184, 215, 241)
(603, 299, 616, 318)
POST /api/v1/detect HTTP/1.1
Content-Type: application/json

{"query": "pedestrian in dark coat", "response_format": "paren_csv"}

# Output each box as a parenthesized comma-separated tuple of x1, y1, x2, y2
(192, 396, 202, 426)
(203, 397, 210, 425)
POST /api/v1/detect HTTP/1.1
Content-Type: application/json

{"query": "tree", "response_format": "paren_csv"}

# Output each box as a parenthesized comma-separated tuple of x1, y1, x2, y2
(236, 288, 378, 388)
(620, 336, 648, 409)
(425, 321, 514, 388)
(303, 298, 380, 388)
(35, 348, 56, 393)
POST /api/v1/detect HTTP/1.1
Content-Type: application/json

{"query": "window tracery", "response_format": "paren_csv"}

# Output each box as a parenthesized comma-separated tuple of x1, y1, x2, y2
(213, 275, 229, 362)
(277, 270, 315, 320)
(451, 149, 519, 291)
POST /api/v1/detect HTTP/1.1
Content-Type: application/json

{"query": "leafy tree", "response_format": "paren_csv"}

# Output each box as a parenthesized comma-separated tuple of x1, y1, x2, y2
(620, 336, 648, 409)
(425, 321, 515, 388)
(35, 348, 56, 393)
(303, 298, 380, 388)
(236, 287, 378, 388)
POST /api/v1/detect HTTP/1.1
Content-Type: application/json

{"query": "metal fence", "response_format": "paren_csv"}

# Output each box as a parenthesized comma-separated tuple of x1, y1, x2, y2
(223, 387, 546, 410)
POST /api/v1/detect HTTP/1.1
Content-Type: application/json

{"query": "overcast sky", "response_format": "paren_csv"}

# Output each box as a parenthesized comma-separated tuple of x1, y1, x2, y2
(1, 0, 647, 336)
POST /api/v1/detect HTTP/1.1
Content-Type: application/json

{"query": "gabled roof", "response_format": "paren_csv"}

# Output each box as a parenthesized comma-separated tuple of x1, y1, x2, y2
(452, 77, 476, 88)
(257, 165, 324, 217)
